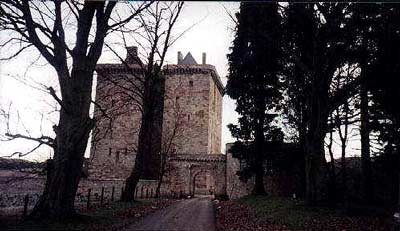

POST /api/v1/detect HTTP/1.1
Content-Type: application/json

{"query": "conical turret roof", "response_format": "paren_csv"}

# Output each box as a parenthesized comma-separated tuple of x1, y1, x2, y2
(180, 52, 198, 65)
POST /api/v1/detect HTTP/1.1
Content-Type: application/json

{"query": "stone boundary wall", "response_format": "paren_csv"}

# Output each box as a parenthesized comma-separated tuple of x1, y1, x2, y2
(226, 145, 297, 199)
(0, 175, 159, 208)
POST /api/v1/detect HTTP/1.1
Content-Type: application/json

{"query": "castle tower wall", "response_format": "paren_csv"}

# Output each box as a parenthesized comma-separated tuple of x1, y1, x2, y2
(162, 63, 223, 155)
(89, 67, 143, 179)
(208, 76, 223, 154)
(89, 49, 224, 182)
(162, 67, 211, 154)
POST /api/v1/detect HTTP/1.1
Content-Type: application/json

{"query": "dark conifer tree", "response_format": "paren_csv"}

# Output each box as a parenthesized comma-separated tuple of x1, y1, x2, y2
(226, 2, 283, 195)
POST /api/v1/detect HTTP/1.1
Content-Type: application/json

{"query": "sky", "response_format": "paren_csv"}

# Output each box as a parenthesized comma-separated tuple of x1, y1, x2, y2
(0, 2, 241, 162)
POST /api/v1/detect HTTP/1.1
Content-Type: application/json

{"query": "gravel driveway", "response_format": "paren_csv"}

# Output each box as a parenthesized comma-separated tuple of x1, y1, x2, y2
(124, 196, 215, 231)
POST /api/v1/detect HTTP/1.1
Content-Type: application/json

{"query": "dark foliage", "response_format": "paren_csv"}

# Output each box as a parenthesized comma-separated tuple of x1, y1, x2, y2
(226, 2, 284, 195)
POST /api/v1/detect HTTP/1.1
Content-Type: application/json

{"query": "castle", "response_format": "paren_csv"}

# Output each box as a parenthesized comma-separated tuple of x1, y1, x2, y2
(88, 47, 226, 197)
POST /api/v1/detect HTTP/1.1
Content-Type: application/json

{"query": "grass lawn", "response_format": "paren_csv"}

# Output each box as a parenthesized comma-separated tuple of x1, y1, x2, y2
(216, 195, 393, 231)
(2, 199, 175, 231)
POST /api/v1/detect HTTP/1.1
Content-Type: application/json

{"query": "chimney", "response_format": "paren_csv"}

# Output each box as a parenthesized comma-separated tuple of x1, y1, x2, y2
(177, 51, 183, 64)
(202, 52, 206, 65)
(125, 46, 138, 64)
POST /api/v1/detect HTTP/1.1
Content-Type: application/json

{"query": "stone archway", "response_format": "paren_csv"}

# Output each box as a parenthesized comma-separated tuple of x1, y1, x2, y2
(164, 153, 227, 199)
(191, 169, 215, 196)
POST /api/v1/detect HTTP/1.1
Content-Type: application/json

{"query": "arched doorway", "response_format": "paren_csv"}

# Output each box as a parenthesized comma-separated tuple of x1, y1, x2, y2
(191, 170, 215, 197)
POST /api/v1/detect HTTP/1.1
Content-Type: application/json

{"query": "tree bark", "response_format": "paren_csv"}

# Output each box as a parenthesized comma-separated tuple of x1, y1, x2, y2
(337, 98, 349, 204)
(122, 73, 162, 201)
(122, 95, 154, 201)
(304, 86, 329, 205)
(252, 99, 267, 196)
(30, 71, 95, 219)
(360, 81, 373, 204)
(327, 117, 337, 205)
(305, 130, 328, 205)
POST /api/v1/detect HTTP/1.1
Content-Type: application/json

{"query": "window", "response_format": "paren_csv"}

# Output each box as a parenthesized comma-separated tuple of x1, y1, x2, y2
(116, 151, 120, 162)
(198, 110, 204, 118)
(187, 114, 191, 121)
(109, 148, 112, 156)
(189, 80, 193, 87)
(109, 119, 113, 139)
(124, 147, 128, 155)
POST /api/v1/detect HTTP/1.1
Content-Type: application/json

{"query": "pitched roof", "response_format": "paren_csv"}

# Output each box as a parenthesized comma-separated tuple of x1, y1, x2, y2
(180, 52, 198, 65)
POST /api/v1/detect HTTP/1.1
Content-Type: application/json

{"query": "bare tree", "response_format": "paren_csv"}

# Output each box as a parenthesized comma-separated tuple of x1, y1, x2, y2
(0, 0, 151, 219)
(154, 79, 186, 197)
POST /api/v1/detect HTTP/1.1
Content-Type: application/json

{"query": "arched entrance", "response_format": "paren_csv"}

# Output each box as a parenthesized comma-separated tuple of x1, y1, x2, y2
(191, 170, 215, 196)
(165, 153, 227, 199)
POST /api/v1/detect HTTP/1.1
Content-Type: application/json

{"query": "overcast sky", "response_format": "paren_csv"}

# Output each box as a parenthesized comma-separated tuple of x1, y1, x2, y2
(0, 2, 241, 161)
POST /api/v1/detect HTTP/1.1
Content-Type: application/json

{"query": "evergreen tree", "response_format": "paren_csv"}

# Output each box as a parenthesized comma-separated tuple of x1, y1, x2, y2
(226, 2, 283, 195)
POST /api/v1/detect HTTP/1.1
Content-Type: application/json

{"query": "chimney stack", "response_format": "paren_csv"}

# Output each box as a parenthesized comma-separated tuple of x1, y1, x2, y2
(125, 46, 138, 64)
(202, 52, 206, 65)
(177, 51, 183, 64)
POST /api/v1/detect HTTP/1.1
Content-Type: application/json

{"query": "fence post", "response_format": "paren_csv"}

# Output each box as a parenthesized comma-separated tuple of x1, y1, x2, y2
(111, 186, 115, 202)
(100, 187, 104, 206)
(23, 194, 29, 217)
(87, 189, 91, 210)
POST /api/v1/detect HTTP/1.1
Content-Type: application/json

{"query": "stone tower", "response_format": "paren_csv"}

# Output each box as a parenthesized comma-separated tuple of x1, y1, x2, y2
(162, 52, 223, 155)
(88, 47, 223, 180)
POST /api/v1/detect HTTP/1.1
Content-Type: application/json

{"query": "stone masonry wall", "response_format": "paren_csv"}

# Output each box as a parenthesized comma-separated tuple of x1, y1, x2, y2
(0, 172, 159, 209)
(208, 77, 223, 154)
(163, 65, 211, 155)
(162, 64, 223, 155)
(226, 143, 298, 199)
(88, 66, 143, 179)
(89, 49, 224, 190)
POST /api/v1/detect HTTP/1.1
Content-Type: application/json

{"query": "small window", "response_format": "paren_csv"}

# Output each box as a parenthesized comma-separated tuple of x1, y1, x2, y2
(124, 147, 128, 155)
(189, 80, 193, 87)
(111, 99, 115, 107)
(109, 119, 113, 139)
(116, 151, 120, 162)
(187, 114, 191, 121)
(109, 148, 112, 156)
(198, 110, 204, 118)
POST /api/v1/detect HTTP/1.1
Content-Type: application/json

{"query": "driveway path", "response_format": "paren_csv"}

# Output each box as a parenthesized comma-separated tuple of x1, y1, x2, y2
(124, 196, 215, 231)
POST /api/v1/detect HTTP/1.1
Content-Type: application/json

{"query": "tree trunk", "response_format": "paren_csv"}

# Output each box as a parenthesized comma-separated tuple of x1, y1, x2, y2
(252, 99, 267, 196)
(340, 139, 348, 203)
(305, 90, 329, 205)
(360, 81, 373, 204)
(305, 131, 328, 205)
(122, 75, 158, 201)
(122, 106, 154, 201)
(297, 108, 307, 197)
(29, 70, 94, 219)
(338, 98, 349, 204)
(327, 118, 337, 205)
(155, 155, 166, 198)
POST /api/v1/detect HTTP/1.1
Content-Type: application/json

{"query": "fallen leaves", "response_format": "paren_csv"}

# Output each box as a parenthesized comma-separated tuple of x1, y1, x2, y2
(215, 198, 392, 231)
